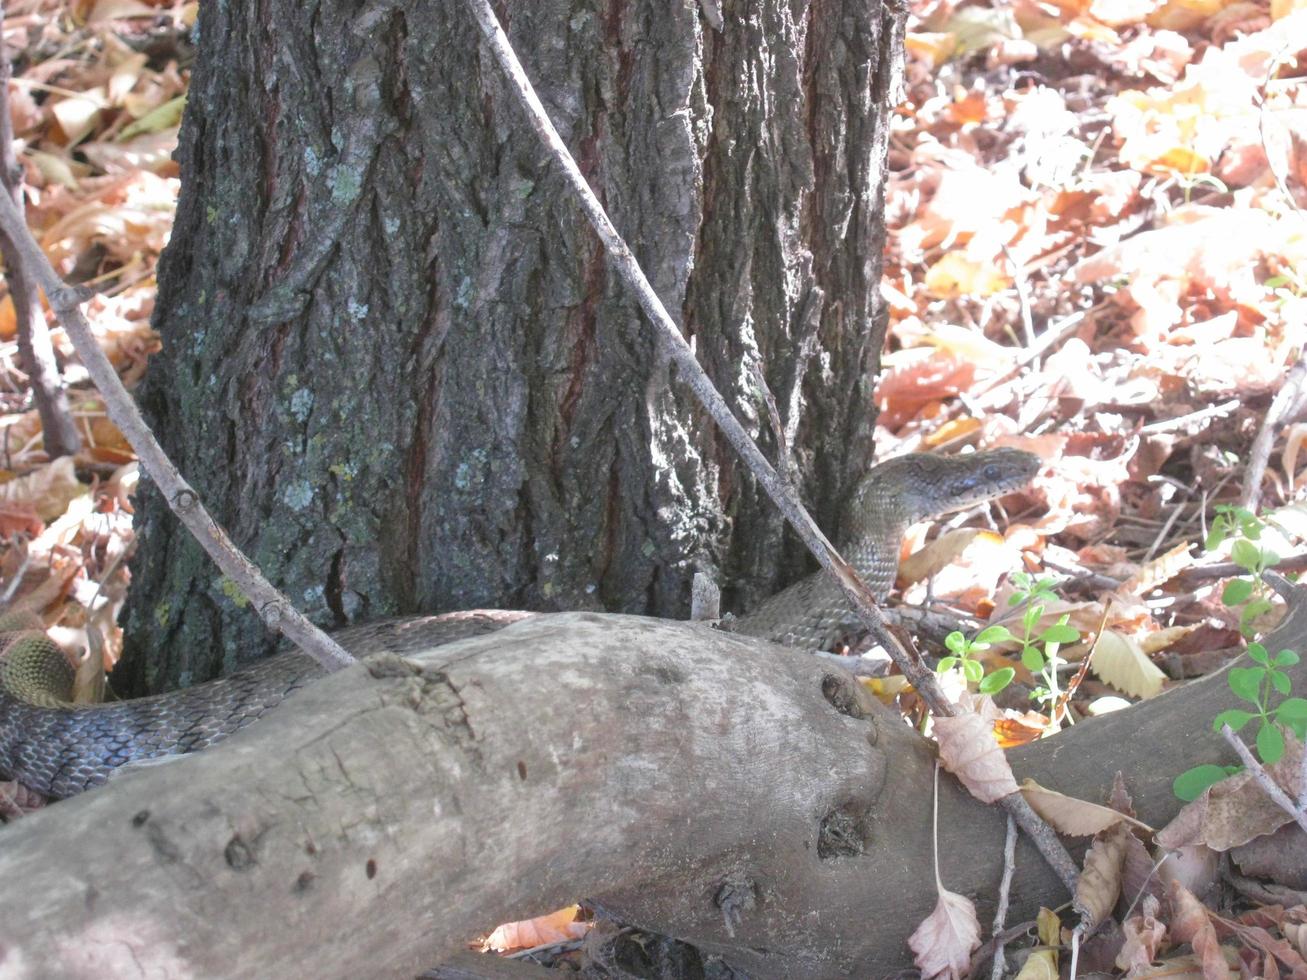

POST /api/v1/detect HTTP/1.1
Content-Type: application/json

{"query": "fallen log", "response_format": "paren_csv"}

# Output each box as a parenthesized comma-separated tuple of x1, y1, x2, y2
(0, 598, 1301, 978)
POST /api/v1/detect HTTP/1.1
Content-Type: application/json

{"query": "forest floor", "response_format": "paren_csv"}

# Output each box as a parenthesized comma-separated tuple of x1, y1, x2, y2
(0, 0, 1304, 976)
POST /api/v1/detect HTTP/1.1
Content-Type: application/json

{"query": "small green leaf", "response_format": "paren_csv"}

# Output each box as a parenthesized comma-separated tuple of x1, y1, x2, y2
(1173, 765, 1232, 801)
(945, 632, 967, 654)
(1247, 643, 1269, 664)
(937, 656, 958, 674)
(1246, 599, 1274, 619)
(1256, 723, 1285, 765)
(1273, 697, 1307, 721)
(1213, 708, 1255, 732)
(963, 659, 984, 684)
(1228, 667, 1266, 702)
(975, 625, 1013, 645)
(1222, 578, 1254, 606)
(1273, 649, 1300, 667)
(1204, 523, 1229, 551)
(1271, 670, 1291, 696)
(979, 667, 1015, 694)
(1039, 623, 1080, 644)
(1021, 647, 1045, 672)
(1231, 538, 1263, 570)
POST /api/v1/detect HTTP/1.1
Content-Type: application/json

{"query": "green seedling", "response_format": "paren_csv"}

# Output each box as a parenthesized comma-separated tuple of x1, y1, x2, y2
(938, 571, 1081, 717)
(1206, 504, 1280, 638)
(1173, 642, 1307, 801)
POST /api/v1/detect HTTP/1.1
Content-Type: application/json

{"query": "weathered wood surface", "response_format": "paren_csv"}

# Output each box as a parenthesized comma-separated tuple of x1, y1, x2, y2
(3, 596, 1303, 978)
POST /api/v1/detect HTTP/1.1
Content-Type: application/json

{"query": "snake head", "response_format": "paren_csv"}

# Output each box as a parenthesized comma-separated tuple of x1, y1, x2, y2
(938, 447, 1042, 506)
(845, 448, 1043, 531)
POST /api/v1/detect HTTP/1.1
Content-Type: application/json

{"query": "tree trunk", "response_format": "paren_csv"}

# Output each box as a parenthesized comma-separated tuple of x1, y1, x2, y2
(120, 0, 902, 694)
(6, 597, 1300, 978)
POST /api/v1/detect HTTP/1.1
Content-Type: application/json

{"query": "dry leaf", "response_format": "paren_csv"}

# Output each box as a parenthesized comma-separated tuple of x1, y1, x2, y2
(482, 905, 589, 952)
(1122, 829, 1166, 910)
(993, 710, 1058, 748)
(1090, 629, 1167, 699)
(1167, 881, 1231, 980)
(908, 888, 982, 979)
(1021, 779, 1155, 837)
(1120, 542, 1195, 595)
(1076, 824, 1128, 929)
(1157, 733, 1305, 852)
(1014, 947, 1059, 980)
(0, 457, 86, 522)
(899, 528, 998, 588)
(1118, 894, 1168, 972)
(934, 702, 1020, 802)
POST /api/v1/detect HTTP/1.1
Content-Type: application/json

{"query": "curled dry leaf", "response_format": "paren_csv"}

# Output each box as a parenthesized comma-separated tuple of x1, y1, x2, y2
(1020, 779, 1155, 837)
(934, 702, 1020, 802)
(1117, 894, 1168, 972)
(1168, 881, 1231, 980)
(1076, 824, 1129, 930)
(908, 887, 982, 980)
(482, 905, 590, 953)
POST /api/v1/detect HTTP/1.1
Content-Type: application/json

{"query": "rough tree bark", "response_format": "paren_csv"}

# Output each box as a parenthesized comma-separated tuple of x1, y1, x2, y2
(120, 0, 903, 694)
(4, 599, 1301, 978)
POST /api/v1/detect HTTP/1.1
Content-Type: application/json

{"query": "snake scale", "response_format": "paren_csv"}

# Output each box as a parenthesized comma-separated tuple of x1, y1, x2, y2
(0, 449, 1039, 798)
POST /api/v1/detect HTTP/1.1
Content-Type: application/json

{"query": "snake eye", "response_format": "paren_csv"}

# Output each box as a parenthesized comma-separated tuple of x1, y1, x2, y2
(984, 464, 1002, 481)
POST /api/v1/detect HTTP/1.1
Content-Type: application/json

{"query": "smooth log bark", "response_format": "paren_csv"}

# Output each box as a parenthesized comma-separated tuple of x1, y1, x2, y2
(5, 597, 1302, 978)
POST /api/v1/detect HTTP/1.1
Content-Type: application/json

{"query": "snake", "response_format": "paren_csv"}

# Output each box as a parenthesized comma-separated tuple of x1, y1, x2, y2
(0, 448, 1039, 798)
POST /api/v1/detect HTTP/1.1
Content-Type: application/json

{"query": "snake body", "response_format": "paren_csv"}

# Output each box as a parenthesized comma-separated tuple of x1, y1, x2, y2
(0, 449, 1039, 798)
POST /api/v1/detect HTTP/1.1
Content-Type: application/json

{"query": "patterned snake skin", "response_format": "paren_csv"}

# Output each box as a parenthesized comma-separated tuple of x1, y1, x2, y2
(0, 449, 1039, 798)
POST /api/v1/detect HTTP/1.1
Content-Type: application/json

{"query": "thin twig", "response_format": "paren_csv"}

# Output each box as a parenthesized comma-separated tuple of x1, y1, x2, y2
(0, 182, 353, 673)
(1140, 399, 1240, 434)
(1219, 723, 1307, 835)
(1180, 552, 1307, 583)
(1240, 350, 1307, 513)
(1142, 487, 1190, 564)
(989, 814, 1018, 980)
(1000, 244, 1037, 365)
(462, 0, 1080, 893)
